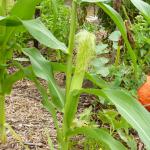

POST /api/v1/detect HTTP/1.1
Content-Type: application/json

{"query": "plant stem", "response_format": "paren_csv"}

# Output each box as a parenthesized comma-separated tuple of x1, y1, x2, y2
(122, 5, 131, 23)
(0, 27, 14, 145)
(0, 94, 6, 143)
(0, 8, 15, 142)
(115, 45, 121, 67)
(63, 1, 77, 149)
(65, 0, 77, 98)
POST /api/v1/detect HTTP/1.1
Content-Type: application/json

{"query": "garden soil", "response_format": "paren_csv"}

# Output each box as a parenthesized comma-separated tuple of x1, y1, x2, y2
(0, 80, 59, 150)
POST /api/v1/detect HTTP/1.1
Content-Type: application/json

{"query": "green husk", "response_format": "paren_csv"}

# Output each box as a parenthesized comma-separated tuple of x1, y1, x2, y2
(70, 30, 96, 91)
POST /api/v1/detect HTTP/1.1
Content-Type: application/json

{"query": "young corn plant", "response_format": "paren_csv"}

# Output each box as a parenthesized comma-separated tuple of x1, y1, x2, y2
(0, 0, 150, 149)
(0, 0, 67, 146)
(23, 0, 150, 149)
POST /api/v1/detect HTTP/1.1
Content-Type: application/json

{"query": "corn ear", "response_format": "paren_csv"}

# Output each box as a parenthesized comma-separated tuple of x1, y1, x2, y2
(6, 0, 15, 14)
(0, 0, 14, 15)
(70, 30, 96, 91)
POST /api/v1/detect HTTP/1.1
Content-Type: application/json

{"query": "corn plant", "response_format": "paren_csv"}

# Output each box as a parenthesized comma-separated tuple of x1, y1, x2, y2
(22, 0, 150, 149)
(0, 0, 67, 145)
(0, 0, 150, 149)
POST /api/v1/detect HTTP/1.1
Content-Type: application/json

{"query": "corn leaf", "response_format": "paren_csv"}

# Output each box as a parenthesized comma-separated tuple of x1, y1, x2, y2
(0, 17, 67, 52)
(0, 16, 21, 26)
(67, 127, 127, 150)
(3, 67, 29, 94)
(97, 3, 137, 78)
(10, 0, 42, 19)
(22, 48, 65, 110)
(130, 0, 150, 22)
(77, 88, 150, 149)
(22, 19, 67, 53)
(102, 88, 150, 149)
(33, 80, 59, 130)
(0, 16, 5, 20)
(0, 0, 42, 44)
(85, 73, 109, 88)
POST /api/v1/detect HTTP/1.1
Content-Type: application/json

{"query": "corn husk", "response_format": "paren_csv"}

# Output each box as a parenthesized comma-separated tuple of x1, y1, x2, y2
(70, 30, 96, 91)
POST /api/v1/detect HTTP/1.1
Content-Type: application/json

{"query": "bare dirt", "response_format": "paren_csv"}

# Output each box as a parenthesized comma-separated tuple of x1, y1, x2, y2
(0, 80, 57, 150)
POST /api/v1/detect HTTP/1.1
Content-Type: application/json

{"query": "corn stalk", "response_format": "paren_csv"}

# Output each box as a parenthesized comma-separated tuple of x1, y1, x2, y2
(0, 94, 6, 143)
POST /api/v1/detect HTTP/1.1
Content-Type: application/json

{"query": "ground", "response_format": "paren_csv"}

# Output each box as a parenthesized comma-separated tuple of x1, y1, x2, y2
(1, 80, 58, 150)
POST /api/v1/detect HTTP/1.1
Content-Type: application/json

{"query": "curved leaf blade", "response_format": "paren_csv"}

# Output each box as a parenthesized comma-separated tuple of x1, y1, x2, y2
(81, 88, 150, 149)
(22, 48, 65, 110)
(0, 16, 5, 21)
(68, 127, 127, 150)
(10, 0, 41, 20)
(97, 3, 137, 75)
(22, 19, 67, 53)
(76, 88, 150, 149)
(102, 89, 150, 149)
(131, 0, 150, 22)
(0, 16, 21, 26)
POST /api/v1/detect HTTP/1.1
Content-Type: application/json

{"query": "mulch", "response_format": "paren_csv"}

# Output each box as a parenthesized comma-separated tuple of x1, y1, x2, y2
(1, 80, 57, 150)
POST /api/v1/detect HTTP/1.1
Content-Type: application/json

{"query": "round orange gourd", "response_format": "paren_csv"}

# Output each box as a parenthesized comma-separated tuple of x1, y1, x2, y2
(138, 76, 150, 111)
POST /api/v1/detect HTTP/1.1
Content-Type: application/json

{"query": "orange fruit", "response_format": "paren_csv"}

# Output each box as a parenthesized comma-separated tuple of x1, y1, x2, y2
(137, 76, 150, 111)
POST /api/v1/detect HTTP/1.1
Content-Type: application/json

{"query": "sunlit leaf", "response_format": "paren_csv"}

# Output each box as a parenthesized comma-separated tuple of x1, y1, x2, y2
(68, 127, 127, 150)
(102, 88, 150, 149)
(131, 0, 150, 22)
(10, 0, 42, 19)
(22, 19, 67, 53)
(77, 88, 150, 149)
(22, 48, 65, 110)
(109, 31, 121, 42)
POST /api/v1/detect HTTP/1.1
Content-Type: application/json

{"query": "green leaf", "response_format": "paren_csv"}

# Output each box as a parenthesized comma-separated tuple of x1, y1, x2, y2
(67, 127, 127, 150)
(50, 62, 67, 73)
(0, 17, 67, 53)
(22, 19, 67, 53)
(91, 58, 110, 77)
(0, 16, 5, 20)
(109, 31, 121, 42)
(22, 48, 65, 110)
(10, 0, 41, 20)
(76, 88, 150, 149)
(85, 73, 109, 88)
(33, 80, 59, 130)
(130, 0, 150, 22)
(102, 89, 150, 149)
(4, 70, 24, 94)
(91, 58, 109, 67)
(99, 110, 131, 132)
(17, 67, 59, 131)
(3, 66, 32, 94)
(97, 3, 137, 75)
(96, 43, 108, 55)
(0, 16, 21, 26)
